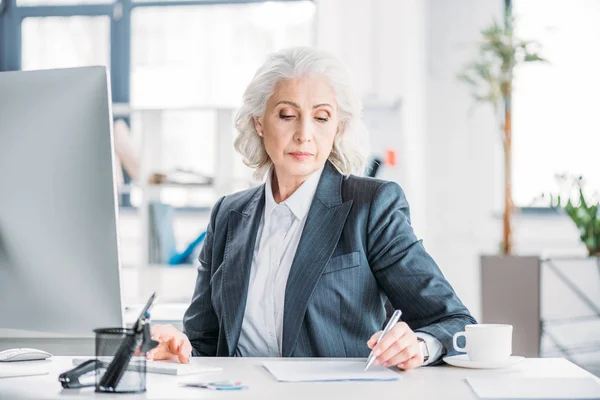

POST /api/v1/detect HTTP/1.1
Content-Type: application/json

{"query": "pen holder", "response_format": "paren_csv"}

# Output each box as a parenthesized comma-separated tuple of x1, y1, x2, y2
(94, 328, 147, 393)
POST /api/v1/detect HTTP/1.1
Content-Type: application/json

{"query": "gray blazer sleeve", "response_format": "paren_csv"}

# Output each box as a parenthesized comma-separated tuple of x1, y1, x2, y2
(182, 196, 224, 356)
(367, 182, 476, 361)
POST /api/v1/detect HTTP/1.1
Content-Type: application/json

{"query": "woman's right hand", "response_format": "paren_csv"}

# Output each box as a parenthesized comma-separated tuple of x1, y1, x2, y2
(147, 324, 193, 364)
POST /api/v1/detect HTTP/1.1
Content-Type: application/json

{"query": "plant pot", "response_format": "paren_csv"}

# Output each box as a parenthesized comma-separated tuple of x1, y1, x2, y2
(540, 256, 600, 374)
(481, 255, 541, 357)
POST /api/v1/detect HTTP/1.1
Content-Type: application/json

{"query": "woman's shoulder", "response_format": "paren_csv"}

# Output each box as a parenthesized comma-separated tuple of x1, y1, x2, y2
(212, 184, 263, 217)
(342, 174, 404, 198)
(341, 175, 409, 218)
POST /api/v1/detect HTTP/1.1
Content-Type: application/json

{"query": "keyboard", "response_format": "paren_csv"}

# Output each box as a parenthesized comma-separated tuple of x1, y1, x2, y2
(72, 357, 222, 376)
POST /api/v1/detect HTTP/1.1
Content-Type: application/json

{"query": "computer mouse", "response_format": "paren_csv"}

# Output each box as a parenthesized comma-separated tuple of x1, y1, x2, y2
(0, 348, 53, 362)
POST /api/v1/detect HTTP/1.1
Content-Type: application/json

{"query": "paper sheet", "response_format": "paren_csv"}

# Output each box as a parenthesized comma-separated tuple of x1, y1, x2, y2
(262, 360, 400, 382)
(466, 377, 600, 399)
(0, 365, 49, 379)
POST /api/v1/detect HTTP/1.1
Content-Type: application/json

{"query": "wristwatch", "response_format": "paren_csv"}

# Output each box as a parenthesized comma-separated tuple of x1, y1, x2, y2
(417, 337, 429, 363)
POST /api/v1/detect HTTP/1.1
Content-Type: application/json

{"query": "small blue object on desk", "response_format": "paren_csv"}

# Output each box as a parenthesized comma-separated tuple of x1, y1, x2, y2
(182, 380, 248, 391)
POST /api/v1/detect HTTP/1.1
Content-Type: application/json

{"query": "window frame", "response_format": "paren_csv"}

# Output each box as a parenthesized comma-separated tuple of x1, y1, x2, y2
(1, 0, 308, 99)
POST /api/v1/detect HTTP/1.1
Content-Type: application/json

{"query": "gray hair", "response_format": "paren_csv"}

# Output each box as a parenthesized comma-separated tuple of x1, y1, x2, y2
(234, 46, 370, 181)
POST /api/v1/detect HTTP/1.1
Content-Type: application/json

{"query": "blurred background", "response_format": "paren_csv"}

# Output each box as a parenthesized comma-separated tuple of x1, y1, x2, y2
(1, 0, 599, 374)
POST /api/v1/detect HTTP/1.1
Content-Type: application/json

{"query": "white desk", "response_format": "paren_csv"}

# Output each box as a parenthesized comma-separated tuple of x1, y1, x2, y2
(0, 357, 596, 399)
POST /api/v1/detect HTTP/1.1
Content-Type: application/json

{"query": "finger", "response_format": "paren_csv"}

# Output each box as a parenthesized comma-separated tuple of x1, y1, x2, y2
(146, 344, 165, 360)
(148, 342, 176, 360)
(171, 337, 190, 364)
(398, 353, 425, 370)
(146, 347, 157, 360)
(368, 331, 383, 348)
(372, 323, 410, 358)
(378, 335, 416, 365)
(177, 343, 190, 364)
(145, 345, 160, 360)
(383, 342, 420, 367)
(179, 340, 193, 364)
(165, 336, 175, 350)
(169, 337, 186, 363)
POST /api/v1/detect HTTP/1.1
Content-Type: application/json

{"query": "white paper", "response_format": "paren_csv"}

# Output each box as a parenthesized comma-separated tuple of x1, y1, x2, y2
(0, 365, 49, 379)
(262, 360, 400, 382)
(466, 377, 600, 399)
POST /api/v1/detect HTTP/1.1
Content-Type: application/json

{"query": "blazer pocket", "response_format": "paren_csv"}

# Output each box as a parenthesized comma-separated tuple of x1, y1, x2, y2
(323, 251, 361, 274)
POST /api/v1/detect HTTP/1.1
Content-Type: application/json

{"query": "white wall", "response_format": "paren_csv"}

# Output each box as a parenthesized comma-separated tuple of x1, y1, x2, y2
(423, 1, 503, 320)
(315, 0, 429, 239)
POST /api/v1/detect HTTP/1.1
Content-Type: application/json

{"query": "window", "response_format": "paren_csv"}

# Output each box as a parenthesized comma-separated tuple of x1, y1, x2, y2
(17, 0, 113, 6)
(21, 16, 110, 70)
(513, 0, 600, 205)
(130, 1, 315, 108)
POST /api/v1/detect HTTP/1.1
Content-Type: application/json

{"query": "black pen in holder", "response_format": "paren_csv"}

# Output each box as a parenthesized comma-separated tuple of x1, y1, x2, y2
(94, 328, 147, 393)
(58, 292, 158, 393)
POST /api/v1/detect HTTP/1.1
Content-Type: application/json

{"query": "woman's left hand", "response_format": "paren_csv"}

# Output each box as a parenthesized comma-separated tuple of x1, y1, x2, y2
(367, 322, 424, 370)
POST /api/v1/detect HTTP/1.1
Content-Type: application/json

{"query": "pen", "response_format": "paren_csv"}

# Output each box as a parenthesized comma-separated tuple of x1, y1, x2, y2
(364, 309, 403, 371)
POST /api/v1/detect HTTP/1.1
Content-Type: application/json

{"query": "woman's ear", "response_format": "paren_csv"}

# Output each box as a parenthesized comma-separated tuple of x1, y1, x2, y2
(253, 116, 263, 137)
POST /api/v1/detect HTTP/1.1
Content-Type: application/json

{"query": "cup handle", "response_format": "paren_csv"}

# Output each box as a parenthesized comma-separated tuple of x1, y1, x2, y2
(453, 331, 467, 352)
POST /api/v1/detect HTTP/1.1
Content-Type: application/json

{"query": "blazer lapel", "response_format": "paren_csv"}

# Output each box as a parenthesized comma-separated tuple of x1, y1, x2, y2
(220, 186, 264, 356)
(282, 162, 353, 356)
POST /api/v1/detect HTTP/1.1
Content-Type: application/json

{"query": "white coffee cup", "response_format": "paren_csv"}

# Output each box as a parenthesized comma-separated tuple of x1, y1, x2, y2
(452, 324, 513, 362)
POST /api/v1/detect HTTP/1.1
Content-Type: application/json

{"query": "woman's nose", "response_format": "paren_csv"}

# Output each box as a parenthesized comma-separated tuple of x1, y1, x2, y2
(294, 117, 313, 143)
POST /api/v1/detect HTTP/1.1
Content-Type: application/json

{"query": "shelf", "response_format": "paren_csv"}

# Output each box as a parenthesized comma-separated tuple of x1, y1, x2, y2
(119, 182, 213, 191)
(147, 263, 196, 269)
(147, 182, 213, 189)
(121, 263, 196, 269)
(117, 183, 136, 194)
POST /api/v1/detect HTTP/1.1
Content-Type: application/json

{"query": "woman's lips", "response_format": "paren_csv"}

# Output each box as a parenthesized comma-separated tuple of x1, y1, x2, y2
(289, 152, 314, 161)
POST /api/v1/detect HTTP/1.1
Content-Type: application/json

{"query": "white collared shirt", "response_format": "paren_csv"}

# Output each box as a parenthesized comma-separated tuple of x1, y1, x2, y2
(235, 166, 443, 364)
(236, 166, 324, 357)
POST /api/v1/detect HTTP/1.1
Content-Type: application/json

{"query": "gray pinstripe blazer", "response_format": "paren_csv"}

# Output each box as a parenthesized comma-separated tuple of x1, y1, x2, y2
(183, 161, 476, 360)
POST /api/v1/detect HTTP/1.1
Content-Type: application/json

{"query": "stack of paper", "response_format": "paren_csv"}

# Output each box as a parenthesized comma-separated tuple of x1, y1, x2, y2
(466, 377, 600, 399)
(262, 360, 400, 382)
(0, 364, 49, 379)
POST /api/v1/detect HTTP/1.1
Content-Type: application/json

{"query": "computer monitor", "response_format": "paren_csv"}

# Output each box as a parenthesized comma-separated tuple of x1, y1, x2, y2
(0, 67, 123, 336)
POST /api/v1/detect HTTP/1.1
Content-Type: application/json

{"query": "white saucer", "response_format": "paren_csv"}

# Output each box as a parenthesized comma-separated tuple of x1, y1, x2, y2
(443, 355, 524, 369)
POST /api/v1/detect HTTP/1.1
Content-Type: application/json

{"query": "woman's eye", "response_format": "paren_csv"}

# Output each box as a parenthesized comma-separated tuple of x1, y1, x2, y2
(280, 114, 295, 120)
(315, 116, 329, 122)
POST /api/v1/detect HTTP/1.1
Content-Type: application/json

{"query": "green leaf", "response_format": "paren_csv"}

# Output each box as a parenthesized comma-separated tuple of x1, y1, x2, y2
(457, 72, 478, 87)
(579, 188, 589, 209)
(457, 6, 547, 124)
(524, 53, 546, 62)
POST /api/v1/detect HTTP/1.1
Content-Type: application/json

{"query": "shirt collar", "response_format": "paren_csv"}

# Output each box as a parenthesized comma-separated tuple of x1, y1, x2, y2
(265, 165, 324, 221)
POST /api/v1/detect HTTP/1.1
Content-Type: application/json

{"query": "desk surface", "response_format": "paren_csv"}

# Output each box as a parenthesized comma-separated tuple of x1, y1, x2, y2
(0, 357, 596, 399)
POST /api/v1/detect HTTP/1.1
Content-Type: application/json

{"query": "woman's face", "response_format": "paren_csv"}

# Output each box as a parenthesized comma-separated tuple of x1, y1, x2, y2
(254, 75, 339, 181)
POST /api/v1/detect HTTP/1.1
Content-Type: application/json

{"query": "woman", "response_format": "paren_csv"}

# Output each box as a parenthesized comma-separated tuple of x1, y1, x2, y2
(149, 47, 475, 370)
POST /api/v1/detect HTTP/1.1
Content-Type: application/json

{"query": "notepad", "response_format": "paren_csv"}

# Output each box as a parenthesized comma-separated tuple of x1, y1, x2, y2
(73, 357, 222, 376)
(262, 360, 400, 382)
(466, 377, 600, 399)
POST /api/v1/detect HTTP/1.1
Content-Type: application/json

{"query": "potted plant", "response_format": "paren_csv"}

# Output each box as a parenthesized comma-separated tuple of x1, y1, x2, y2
(542, 175, 600, 367)
(547, 174, 600, 257)
(458, 7, 547, 357)
(458, 7, 546, 253)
